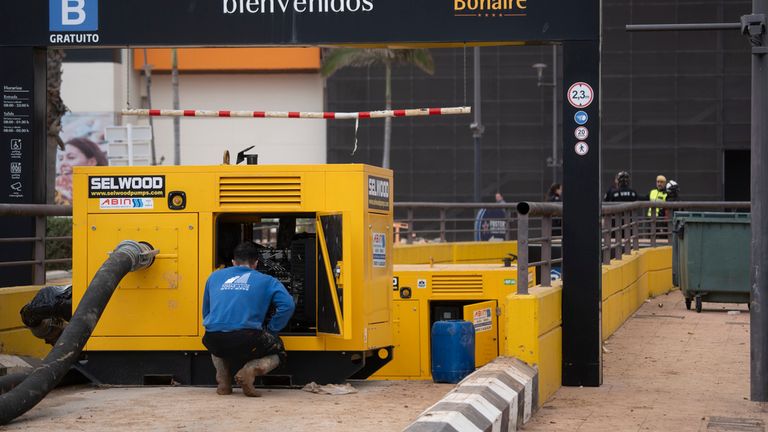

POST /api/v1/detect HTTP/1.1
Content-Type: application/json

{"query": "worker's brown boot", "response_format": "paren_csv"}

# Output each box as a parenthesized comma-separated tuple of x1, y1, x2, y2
(211, 355, 232, 395)
(234, 355, 280, 397)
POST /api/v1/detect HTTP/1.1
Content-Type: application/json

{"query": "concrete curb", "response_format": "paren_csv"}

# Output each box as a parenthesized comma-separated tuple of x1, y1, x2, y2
(403, 357, 538, 432)
(0, 354, 36, 375)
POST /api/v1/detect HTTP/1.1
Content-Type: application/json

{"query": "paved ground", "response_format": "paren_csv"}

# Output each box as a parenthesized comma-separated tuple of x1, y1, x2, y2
(5, 289, 767, 431)
(526, 290, 768, 432)
(3, 380, 451, 431)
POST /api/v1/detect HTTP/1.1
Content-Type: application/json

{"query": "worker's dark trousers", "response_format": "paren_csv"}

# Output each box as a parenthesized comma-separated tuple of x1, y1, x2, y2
(203, 329, 287, 370)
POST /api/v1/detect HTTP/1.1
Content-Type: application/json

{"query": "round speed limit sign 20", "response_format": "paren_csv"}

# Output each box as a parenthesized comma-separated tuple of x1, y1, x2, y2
(567, 82, 594, 108)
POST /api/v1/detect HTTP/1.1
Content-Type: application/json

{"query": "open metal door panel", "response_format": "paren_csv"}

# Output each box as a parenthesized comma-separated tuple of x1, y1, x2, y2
(463, 300, 499, 367)
(316, 212, 346, 338)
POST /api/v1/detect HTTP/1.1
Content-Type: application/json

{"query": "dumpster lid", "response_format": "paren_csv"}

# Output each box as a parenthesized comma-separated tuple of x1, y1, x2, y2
(673, 212, 750, 224)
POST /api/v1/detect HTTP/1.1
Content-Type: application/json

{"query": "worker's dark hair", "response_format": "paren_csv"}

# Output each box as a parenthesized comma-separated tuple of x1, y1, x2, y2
(232, 241, 260, 264)
(617, 171, 631, 187)
(548, 183, 561, 196)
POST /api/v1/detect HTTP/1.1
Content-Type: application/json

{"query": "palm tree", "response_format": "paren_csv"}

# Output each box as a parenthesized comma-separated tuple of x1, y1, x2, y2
(321, 49, 435, 169)
(47, 49, 68, 203)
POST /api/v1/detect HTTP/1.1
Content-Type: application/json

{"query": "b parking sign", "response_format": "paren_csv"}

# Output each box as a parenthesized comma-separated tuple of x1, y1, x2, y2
(49, 0, 98, 31)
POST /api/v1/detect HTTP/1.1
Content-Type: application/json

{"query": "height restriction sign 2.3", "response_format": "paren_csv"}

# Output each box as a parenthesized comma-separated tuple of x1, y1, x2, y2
(567, 82, 594, 108)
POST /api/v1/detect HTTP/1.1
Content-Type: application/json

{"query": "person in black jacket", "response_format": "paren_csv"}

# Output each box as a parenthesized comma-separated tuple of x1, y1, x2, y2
(547, 183, 562, 202)
(547, 183, 562, 236)
(604, 171, 638, 202)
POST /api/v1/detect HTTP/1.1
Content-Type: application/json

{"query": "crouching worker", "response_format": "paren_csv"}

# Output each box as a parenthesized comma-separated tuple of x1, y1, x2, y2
(202, 241, 295, 397)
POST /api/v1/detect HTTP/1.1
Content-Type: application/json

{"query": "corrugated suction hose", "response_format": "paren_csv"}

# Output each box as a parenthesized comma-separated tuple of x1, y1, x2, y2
(0, 240, 158, 425)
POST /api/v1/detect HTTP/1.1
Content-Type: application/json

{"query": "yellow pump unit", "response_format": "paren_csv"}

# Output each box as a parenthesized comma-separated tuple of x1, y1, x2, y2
(71, 164, 393, 386)
(374, 263, 535, 380)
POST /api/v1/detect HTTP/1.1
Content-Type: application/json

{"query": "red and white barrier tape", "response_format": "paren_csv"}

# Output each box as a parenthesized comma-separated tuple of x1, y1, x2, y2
(121, 106, 471, 119)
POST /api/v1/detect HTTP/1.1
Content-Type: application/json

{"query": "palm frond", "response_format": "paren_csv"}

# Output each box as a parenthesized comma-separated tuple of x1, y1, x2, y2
(321, 48, 435, 77)
(321, 49, 387, 77)
(406, 49, 435, 75)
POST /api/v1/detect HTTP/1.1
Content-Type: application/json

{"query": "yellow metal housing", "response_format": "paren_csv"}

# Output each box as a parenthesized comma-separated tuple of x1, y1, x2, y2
(375, 263, 535, 380)
(72, 164, 393, 355)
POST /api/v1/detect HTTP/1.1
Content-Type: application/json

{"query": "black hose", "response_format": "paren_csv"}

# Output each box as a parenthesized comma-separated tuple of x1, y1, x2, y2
(0, 241, 156, 425)
(0, 373, 29, 395)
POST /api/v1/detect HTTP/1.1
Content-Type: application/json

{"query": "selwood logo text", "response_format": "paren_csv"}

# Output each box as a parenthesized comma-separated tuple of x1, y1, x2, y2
(89, 176, 165, 198)
(223, 0, 373, 14)
(454, 0, 527, 16)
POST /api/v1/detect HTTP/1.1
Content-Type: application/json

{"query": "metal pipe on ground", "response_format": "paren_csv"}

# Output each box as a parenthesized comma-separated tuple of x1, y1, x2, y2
(0, 240, 158, 425)
(516, 201, 562, 217)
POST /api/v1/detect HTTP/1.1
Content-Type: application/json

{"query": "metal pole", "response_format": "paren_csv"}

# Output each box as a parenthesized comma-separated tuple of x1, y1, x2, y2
(602, 215, 611, 265)
(142, 48, 157, 166)
(517, 213, 529, 295)
(542, 215, 552, 288)
(632, 211, 640, 251)
(472, 47, 484, 203)
(407, 208, 414, 244)
(748, 6, 768, 401)
(615, 213, 623, 260)
(33, 216, 45, 285)
(552, 45, 558, 184)
(171, 48, 181, 166)
(439, 208, 446, 243)
(627, 23, 741, 32)
(623, 211, 631, 255)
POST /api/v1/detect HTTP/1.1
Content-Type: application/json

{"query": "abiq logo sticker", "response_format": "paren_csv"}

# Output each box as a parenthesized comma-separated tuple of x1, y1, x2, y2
(99, 198, 154, 210)
(49, 0, 100, 44)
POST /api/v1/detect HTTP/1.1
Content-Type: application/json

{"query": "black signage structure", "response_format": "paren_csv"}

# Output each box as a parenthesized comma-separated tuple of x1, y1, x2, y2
(0, 0, 602, 386)
(0, 47, 46, 286)
(2, 0, 597, 46)
(562, 41, 602, 386)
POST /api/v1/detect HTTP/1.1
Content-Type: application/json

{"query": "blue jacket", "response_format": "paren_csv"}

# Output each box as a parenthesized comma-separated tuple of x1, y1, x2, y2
(202, 266, 295, 333)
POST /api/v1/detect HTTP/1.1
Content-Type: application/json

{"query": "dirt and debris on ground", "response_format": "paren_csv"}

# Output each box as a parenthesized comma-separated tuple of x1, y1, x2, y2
(526, 290, 768, 432)
(2, 380, 450, 431)
(6, 290, 767, 431)
(301, 382, 358, 395)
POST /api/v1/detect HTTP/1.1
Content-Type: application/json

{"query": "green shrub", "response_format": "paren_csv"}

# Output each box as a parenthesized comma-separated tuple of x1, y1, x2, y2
(46, 216, 72, 271)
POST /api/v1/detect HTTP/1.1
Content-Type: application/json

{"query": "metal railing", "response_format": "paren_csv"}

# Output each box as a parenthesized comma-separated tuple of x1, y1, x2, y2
(0, 201, 751, 289)
(516, 201, 751, 294)
(394, 202, 519, 243)
(0, 204, 72, 285)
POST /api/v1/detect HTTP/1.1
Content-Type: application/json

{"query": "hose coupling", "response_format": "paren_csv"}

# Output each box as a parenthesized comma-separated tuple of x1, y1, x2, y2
(114, 240, 159, 271)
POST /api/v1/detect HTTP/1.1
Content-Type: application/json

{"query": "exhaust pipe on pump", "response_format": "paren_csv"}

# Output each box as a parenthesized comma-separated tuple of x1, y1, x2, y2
(0, 240, 158, 425)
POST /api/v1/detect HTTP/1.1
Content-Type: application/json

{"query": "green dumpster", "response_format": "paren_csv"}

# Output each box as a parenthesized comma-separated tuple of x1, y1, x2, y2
(672, 217, 682, 287)
(674, 212, 751, 313)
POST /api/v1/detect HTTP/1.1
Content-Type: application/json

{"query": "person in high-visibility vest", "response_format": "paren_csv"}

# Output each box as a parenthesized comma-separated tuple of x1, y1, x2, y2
(647, 175, 668, 217)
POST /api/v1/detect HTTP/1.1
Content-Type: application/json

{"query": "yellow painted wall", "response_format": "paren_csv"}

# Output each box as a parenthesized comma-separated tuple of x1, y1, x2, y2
(505, 283, 563, 403)
(602, 247, 674, 339)
(506, 246, 674, 405)
(393, 241, 518, 265)
(0, 286, 50, 358)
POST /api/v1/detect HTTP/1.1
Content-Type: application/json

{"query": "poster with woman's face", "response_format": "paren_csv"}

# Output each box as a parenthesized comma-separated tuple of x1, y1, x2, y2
(55, 112, 113, 205)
